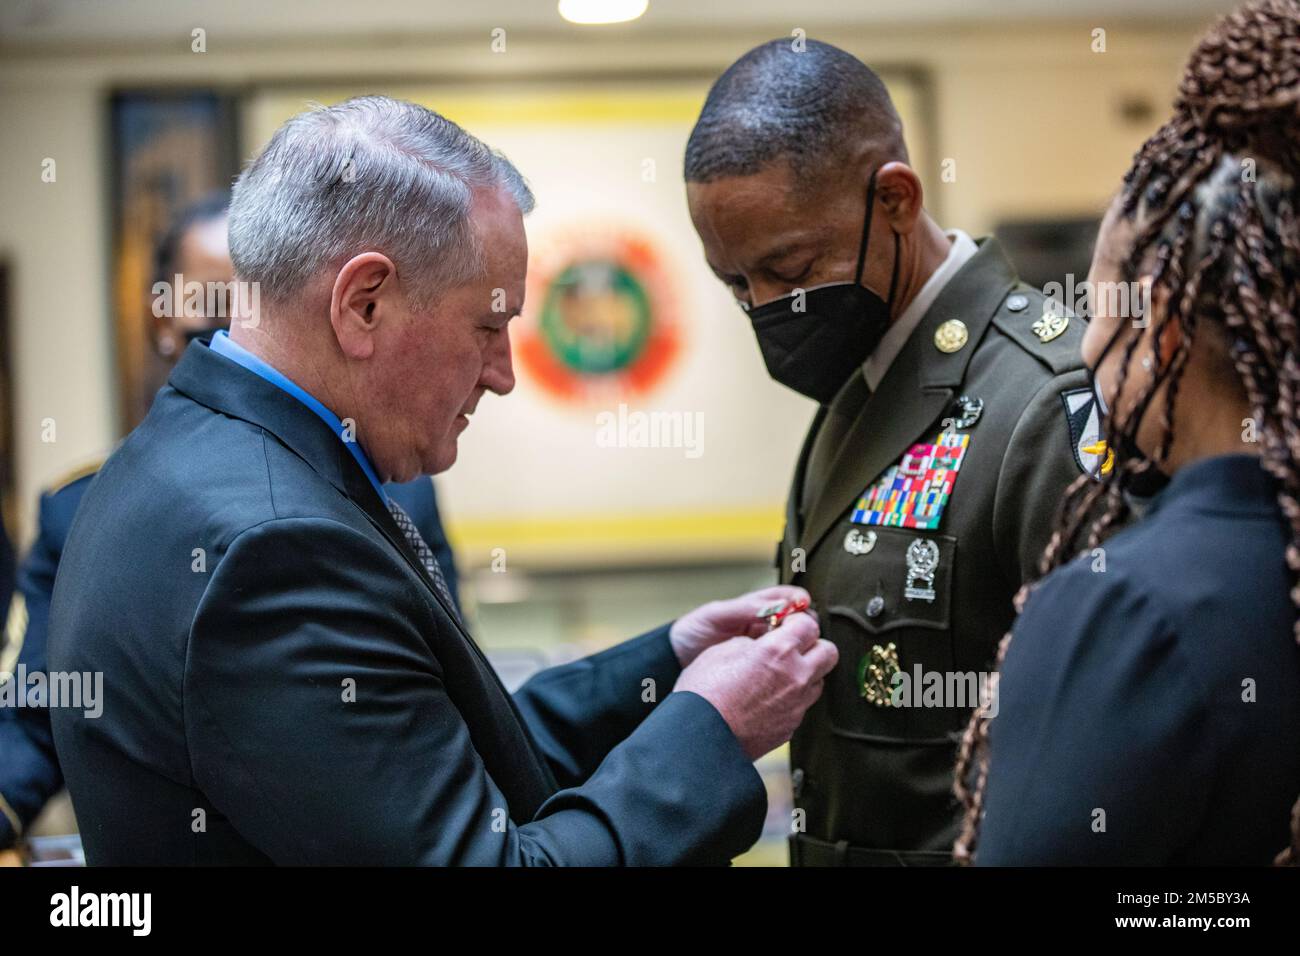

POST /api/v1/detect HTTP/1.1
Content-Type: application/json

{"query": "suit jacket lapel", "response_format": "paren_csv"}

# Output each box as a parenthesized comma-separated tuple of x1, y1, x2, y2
(799, 237, 1020, 557)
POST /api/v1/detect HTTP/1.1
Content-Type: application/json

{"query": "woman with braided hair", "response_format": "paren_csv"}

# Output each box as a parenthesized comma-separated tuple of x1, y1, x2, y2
(957, 0, 1300, 866)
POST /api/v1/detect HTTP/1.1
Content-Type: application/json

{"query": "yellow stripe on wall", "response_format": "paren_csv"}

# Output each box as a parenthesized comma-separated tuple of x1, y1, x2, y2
(446, 506, 783, 568)
(256, 87, 708, 133)
(411, 90, 708, 127)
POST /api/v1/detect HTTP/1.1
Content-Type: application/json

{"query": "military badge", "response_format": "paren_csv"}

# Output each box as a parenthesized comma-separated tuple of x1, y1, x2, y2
(933, 319, 969, 353)
(1061, 388, 1112, 478)
(903, 538, 940, 602)
(843, 528, 877, 555)
(941, 394, 984, 431)
(859, 642, 901, 707)
(850, 431, 971, 530)
(1031, 308, 1070, 343)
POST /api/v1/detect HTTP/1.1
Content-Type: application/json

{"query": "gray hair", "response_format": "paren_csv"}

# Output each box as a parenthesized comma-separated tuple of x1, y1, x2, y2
(229, 95, 534, 309)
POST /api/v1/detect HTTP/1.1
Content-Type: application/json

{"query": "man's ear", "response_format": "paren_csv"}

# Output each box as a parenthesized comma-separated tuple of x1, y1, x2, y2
(877, 162, 924, 235)
(330, 252, 399, 360)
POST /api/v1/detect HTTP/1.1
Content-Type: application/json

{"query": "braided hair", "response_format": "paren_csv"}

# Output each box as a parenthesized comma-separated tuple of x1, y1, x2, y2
(954, 0, 1300, 866)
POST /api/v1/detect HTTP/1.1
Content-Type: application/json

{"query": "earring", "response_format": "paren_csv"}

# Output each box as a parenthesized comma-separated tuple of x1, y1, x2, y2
(1141, 355, 1154, 371)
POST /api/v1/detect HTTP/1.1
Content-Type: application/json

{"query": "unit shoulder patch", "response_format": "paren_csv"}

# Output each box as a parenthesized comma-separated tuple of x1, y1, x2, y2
(1061, 387, 1110, 478)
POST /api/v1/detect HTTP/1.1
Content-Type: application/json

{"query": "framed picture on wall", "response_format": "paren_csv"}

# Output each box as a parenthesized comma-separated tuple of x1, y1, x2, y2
(108, 91, 241, 432)
(245, 72, 931, 569)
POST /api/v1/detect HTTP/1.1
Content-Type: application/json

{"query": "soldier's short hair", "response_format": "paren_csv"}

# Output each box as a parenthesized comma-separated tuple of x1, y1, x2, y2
(684, 38, 908, 187)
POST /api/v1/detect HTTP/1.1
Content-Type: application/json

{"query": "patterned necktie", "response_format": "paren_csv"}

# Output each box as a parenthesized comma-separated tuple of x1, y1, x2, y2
(386, 498, 460, 622)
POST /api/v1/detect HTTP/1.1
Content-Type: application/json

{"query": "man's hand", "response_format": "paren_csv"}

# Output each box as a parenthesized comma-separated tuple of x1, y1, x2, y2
(668, 585, 813, 667)
(0, 848, 24, 867)
(673, 610, 837, 761)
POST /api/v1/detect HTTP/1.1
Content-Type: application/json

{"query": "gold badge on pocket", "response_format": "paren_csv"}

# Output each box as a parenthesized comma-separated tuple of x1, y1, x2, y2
(859, 642, 901, 707)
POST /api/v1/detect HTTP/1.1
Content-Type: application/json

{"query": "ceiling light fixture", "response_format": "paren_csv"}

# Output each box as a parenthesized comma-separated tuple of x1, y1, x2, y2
(558, 0, 649, 26)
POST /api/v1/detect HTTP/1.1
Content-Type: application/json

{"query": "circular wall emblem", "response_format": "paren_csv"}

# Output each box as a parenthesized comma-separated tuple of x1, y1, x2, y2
(518, 225, 682, 402)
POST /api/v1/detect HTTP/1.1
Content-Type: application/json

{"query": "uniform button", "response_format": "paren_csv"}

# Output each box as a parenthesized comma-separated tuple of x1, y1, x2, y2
(866, 595, 885, 618)
(1006, 293, 1029, 312)
(791, 768, 805, 799)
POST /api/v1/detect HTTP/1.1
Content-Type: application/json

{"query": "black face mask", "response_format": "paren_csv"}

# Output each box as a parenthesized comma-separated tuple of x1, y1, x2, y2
(745, 169, 900, 404)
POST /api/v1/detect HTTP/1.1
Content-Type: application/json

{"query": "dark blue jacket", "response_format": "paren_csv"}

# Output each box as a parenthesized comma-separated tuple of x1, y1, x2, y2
(978, 454, 1300, 865)
(0, 466, 459, 851)
(45, 340, 763, 864)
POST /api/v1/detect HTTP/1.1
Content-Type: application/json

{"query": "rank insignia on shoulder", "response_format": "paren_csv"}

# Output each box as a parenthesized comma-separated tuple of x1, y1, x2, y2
(850, 431, 970, 530)
(1061, 388, 1113, 478)
(1031, 307, 1070, 343)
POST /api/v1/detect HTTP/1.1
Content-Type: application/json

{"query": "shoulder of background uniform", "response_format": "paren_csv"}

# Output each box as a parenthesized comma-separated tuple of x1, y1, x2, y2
(987, 282, 1087, 377)
(10, 460, 103, 576)
(42, 458, 103, 502)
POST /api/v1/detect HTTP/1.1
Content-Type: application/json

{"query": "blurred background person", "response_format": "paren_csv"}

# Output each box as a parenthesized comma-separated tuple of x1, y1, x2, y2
(956, 0, 1300, 866)
(0, 191, 460, 863)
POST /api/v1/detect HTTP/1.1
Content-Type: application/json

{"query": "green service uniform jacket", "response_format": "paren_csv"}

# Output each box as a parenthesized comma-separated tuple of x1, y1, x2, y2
(780, 237, 1090, 866)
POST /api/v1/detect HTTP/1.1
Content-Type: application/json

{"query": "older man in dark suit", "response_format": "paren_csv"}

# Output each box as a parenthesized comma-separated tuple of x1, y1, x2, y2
(0, 193, 461, 863)
(47, 95, 835, 865)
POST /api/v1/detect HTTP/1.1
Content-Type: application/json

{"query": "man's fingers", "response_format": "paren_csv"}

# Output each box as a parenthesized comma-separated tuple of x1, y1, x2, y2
(800, 679, 825, 711)
(802, 639, 839, 680)
(738, 587, 806, 639)
(742, 586, 810, 618)
(704, 585, 812, 636)
(764, 609, 819, 651)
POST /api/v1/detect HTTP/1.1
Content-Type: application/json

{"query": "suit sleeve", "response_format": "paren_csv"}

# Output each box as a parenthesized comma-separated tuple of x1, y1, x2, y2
(992, 367, 1091, 588)
(512, 626, 683, 788)
(975, 561, 1212, 865)
(0, 493, 67, 848)
(186, 517, 765, 865)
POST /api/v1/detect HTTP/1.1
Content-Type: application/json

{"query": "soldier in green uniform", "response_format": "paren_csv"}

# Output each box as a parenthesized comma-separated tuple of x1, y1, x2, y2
(684, 38, 1091, 864)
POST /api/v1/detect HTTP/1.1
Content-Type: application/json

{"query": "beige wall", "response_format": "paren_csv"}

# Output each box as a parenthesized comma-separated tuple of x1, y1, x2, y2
(0, 20, 1209, 544)
(0, 82, 115, 540)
